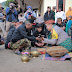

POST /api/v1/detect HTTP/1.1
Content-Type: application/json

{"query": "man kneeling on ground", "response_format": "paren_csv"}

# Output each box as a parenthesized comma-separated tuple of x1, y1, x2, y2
(5, 16, 42, 54)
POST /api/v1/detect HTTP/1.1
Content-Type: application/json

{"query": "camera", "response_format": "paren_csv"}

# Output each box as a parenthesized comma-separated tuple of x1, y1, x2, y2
(38, 34, 44, 38)
(10, 5, 14, 9)
(28, 9, 32, 12)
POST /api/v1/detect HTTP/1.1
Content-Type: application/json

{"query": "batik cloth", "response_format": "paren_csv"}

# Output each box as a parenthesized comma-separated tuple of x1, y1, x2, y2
(9, 38, 31, 50)
(59, 38, 72, 52)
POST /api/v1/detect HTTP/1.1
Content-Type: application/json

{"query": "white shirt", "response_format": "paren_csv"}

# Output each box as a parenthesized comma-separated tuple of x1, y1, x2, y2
(55, 11, 66, 23)
(18, 16, 26, 22)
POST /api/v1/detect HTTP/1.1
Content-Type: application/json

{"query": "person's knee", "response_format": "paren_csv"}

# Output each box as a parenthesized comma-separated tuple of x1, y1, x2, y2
(23, 38, 31, 46)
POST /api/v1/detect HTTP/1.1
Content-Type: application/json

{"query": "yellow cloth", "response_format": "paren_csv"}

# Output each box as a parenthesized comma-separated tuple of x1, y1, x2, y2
(68, 52, 72, 57)
(51, 28, 58, 39)
(66, 10, 72, 20)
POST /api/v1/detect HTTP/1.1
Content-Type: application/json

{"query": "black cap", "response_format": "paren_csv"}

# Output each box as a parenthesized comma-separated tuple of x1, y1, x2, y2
(27, 16, 36, 23)
(36, 23, 42, 28)
(25, 16, 36, 24)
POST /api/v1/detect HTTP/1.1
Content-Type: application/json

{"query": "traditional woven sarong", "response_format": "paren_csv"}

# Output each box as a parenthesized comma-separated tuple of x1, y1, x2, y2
(59, 38, 72, 52)
(9, 38, 31, 49)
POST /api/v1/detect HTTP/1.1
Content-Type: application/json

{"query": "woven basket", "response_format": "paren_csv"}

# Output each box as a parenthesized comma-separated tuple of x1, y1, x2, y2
(46, 46, 69, 57)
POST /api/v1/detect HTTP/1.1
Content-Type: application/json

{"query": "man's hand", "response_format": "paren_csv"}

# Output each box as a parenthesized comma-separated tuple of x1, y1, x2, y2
(10, 5, 12, 9)
(36, 37, 42, 41)
(61, 27, 66, 30)
(0, 16, 5, 19)
(12, 9, 15, 13)
(35, 41, 44, 47)
(41, 37, 44, 40)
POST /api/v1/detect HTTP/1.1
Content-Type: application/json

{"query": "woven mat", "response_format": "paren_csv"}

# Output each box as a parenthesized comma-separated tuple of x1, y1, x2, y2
(41, 52, 72, 61)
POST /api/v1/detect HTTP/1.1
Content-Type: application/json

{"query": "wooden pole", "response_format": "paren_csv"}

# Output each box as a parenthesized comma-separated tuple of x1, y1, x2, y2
(56, 0, 59, 12)
(18, 0, 20, 5)
(63, 0, 65, 12)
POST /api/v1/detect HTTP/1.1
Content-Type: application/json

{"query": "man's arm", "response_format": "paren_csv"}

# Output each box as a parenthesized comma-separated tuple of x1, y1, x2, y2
(51, 12, 54, 20)
(44, 13, 46, 21)
(5, 8, 11, 15)
(61, 23, 66, 30)
(12, 9, 18, 16)
(63, 12, 66, 20)
(44, 38, 57, 45)
(0, 16, 5, 19)
(31, 11, 36, 18)
(61, 27, 66, 30)
(24, 11, 28, 18)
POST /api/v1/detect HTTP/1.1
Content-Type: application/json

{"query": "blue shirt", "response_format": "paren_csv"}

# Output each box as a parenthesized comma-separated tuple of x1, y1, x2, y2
(24, 11, 36, 19)
(5, 8, 18, 22)
(67, 20, 72, 29)
(0, 13, 3, 22)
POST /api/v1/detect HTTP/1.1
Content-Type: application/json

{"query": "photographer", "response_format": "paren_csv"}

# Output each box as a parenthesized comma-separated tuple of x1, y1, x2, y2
(5, 2, 18, 32)
(0, 4, 6, 38)
(24, 6, 36, 19)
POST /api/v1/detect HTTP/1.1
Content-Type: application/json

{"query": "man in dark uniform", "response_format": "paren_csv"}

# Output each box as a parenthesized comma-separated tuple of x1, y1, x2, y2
(6, 16, 42, 54)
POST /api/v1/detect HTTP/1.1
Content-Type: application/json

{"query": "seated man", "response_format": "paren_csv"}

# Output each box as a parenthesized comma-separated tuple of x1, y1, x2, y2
(6, 16, 42, 54)
(32, 23, 46, 47)
(0, 35, 4, 45)
(42, 20, 72, 52)
(36, 14, 44, 23)
(56, 18, 66, 30)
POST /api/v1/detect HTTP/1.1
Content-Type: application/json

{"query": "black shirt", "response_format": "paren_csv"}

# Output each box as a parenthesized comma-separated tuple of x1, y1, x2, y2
(44, 11, 54, 21)
(8, 10, 12, 22)
(10, 24, 36, 43)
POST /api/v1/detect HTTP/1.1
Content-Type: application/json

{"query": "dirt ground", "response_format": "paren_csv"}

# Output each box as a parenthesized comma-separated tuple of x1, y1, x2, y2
(0, 31, 72, 72)
(0, 44, 72, 72)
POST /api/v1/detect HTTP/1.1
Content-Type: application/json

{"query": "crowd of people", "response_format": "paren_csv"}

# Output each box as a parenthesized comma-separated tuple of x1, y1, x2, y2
(0, 2, 72, 55)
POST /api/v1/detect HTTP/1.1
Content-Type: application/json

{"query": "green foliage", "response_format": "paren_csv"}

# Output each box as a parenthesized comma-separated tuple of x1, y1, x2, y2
(4, 0, 15, 7)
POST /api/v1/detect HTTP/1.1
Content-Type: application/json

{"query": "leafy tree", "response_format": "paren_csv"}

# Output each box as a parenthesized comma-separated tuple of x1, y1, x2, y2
(4, 0, 15, 7)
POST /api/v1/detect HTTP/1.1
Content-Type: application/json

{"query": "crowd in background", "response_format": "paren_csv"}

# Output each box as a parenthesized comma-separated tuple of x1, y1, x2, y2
(0, 2, 72, 54)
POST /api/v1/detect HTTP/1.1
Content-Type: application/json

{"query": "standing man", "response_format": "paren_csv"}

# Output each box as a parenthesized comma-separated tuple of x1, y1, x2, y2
(44, 6, 54, 21)
(5, 2, 18, 32)
(0, 4, 6, 38)
(55, 8, 66, 23)
(6, 16, 42, 54)
(52, 6, 56, 20)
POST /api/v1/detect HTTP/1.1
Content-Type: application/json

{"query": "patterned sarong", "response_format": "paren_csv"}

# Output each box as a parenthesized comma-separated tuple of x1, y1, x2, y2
(59, 38, 72, 52)
(9, 38, 31, 49)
